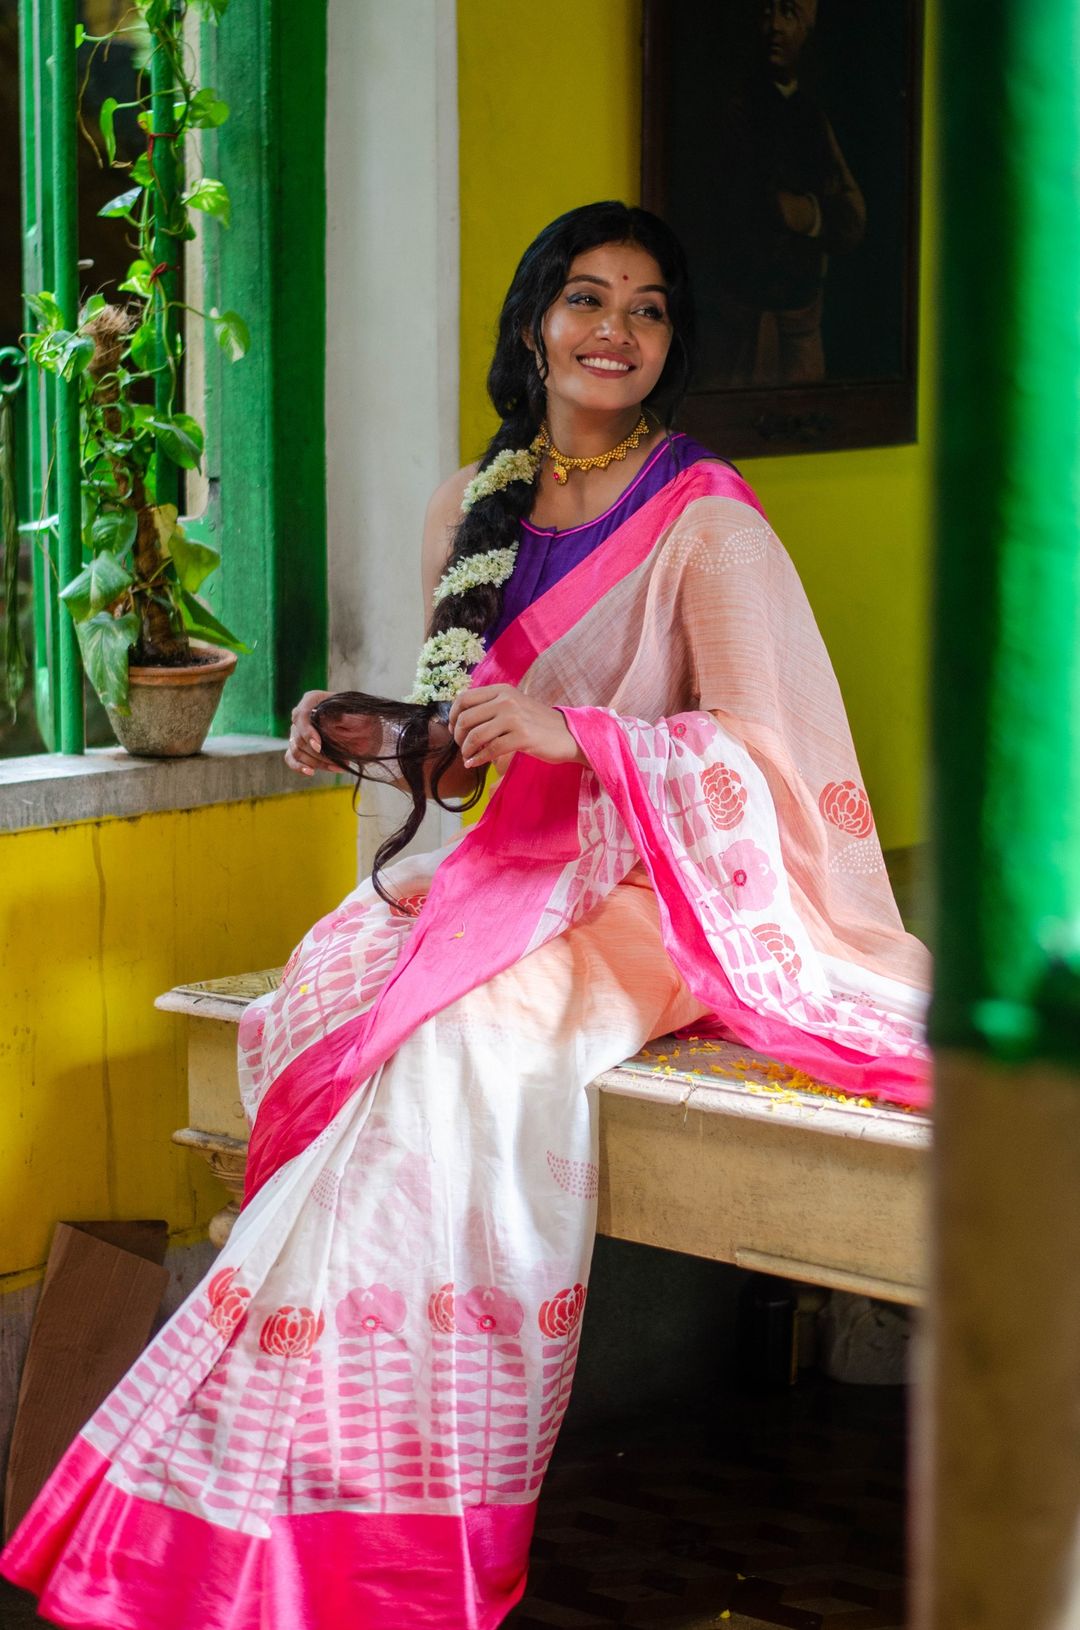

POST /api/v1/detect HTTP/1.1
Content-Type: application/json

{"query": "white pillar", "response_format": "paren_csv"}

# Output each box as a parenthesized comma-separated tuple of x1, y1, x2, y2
(325, 0, 461, 874)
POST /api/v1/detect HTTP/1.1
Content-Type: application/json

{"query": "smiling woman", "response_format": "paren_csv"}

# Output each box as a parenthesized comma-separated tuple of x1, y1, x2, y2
(2, 201, 931, 1630)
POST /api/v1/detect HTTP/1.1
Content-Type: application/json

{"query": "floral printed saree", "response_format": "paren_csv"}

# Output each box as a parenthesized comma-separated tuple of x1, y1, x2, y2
(2, 460, 929, 1629)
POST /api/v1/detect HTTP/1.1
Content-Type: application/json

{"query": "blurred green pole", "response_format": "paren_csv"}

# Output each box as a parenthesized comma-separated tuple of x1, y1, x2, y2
(931, 2, 1080, 1059)
(915, 2, 1080, 1625)
(51, 0, 83, 753)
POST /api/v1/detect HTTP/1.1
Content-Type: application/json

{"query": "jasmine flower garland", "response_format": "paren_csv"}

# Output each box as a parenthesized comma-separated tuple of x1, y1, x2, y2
(460, 444, 540, 512)
(432, 546, 519, 607)
(407, 627, 488, 704)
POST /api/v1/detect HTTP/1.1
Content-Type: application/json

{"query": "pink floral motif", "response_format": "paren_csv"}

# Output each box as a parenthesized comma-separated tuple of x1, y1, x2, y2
(237, 1006, 265, 1050)
(455, 1285, 525, 1336)
(718, 840, 777, 910)
(206, 1267, 251, 1336)
(819, 779, 874, 838)
(668, 713, 715, 753)
(336, 1283, 406, 1336)
(390, 892, 428, 919)
(310, 905, 350, 944)
(701, 763, 748, 830)
(752, 922, 803, 979)
(258, 1305, 325, 1357)
(538, 1284, 587, 1338)
(427, 1282, 456, 1333)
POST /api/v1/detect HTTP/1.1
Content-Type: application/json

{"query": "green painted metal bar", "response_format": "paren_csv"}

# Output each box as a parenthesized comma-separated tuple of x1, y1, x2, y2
(931, 0, 1080, 1064)
(150, 3, 180, 514)
(50, 0, 83, 753)
(194, 0, 328, 738)
(19, 0, 61, 749)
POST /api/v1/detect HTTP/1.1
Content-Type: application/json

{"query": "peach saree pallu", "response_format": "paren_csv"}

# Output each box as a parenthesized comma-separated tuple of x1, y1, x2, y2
(2, 457, 929, 1630)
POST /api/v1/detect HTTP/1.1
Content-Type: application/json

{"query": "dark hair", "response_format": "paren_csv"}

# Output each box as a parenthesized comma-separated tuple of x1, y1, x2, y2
(314, 202, 697, 904)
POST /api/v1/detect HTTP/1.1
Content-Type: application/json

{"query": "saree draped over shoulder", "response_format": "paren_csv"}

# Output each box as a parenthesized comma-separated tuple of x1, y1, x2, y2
(2, 458, 930, 1630)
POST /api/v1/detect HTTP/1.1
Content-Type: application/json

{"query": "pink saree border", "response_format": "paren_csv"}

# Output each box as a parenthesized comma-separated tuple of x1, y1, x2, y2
(2, 1436, 533, 1630)
(243, 465, 764, 1198)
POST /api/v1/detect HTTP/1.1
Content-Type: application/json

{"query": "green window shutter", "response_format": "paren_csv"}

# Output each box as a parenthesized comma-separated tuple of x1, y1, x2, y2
(193, 0, 328, 739)
(16, 0, 327, 753)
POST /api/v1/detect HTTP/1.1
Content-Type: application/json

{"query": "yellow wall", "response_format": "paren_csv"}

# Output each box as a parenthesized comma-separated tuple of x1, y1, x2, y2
(0, 791, 357, 1284)
(458, 0, 936, 851)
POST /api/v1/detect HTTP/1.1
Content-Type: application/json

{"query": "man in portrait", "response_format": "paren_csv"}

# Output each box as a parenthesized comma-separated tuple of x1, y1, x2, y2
(697, 0, 866, 389)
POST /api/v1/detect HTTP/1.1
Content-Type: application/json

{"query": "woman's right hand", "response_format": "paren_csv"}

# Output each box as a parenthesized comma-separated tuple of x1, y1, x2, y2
(285, 690, 335, 776)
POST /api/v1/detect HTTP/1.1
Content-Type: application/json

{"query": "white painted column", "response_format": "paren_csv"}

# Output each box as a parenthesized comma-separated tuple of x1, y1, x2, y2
(325, 0, 461, 875)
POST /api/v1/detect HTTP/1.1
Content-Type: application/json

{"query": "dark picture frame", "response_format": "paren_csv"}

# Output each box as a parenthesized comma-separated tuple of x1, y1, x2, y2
(643, 0, 923, 458)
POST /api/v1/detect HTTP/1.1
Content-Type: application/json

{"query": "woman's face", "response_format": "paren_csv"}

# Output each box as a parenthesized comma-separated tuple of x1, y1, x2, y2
(536, 242, 673, 419)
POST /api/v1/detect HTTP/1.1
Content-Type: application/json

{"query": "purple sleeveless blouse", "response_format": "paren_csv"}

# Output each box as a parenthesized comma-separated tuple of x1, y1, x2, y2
(484, 433, 726, 648)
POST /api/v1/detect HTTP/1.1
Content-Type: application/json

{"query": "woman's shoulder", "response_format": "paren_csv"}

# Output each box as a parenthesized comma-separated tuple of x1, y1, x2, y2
(658, 472, 779, 577)
(421, 462, 480, 585)
(662, 441, 765, 520)
(425, 462, 481, 529)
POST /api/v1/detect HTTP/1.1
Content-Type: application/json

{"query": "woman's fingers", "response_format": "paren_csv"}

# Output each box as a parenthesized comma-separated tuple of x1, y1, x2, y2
(286, 689, 335, 775)
(285, 738, 332, 776)
(461, 720, 514, 767)
(452, 697, 506, 749)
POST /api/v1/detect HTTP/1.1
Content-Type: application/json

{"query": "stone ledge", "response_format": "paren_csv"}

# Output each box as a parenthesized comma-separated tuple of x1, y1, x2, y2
(0, 736, 349, 834)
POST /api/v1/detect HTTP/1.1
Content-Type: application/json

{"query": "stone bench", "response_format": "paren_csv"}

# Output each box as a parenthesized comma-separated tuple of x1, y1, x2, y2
(160, 970, 930, 1306)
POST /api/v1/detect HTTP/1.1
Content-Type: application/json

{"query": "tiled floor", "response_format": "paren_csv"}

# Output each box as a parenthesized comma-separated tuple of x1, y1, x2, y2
(510, 1378, 907, 1628)
(0, 1378, 907, 1630)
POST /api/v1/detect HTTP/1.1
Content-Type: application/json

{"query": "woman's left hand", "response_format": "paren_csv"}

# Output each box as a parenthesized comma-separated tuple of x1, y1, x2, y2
(448, 685, 587, 770)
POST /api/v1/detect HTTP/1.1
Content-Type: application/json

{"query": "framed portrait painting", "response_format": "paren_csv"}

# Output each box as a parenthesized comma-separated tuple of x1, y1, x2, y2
(642, 0, 924, 457)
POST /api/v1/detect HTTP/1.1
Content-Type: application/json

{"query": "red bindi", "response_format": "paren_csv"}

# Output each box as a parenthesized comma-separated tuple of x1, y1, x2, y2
(622, 274, 629, 280)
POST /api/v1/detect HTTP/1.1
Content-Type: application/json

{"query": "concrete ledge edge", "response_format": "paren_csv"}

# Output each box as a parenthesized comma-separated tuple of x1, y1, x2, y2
(0, 736, 350, 834)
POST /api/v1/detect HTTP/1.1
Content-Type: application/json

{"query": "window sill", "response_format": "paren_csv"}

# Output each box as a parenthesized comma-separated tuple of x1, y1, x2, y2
(0, 736, 349, 835)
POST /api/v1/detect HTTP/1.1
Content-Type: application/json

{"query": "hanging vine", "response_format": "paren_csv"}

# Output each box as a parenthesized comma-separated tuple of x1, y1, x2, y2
(24, 0, 247, 712)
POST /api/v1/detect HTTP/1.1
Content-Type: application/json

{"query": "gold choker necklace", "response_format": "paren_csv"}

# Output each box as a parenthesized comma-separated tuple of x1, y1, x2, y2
(535, 415, 650, 485)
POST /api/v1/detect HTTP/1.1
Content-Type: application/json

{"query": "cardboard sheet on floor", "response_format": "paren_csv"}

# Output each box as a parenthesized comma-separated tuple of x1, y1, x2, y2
(3, 1220, 170, 1540)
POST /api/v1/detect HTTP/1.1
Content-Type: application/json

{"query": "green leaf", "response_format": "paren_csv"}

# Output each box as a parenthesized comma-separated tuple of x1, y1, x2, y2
(179, 588, 249, 654)
(183, 177, 230, 227)
(57, 332, 94, 379)
(189, 0, 229, 20)
(151, 503, 179, 550)
(146, 412, 205, 471)
(129, 320, 165, 373)
(99, 186, 142, 219)
(138, 0, 169, 26)
(99, 96, 119, 164)
(26, 291, 63, 330)
(79, 293, 107, 324)
(118, 258, 153, 298)
(210, 307, 249, 362)
(130, 151, 153, 187)
(75, 22, 85, 46)
(182, 88, 230, 128)
(60, 552, 134, 621)
(90, 508, 138, 555)
(75, 611, 139, 712)
(169, 528, 220, 593)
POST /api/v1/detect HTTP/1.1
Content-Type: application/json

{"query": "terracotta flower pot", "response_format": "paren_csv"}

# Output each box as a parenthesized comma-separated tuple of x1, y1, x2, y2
(106, 643, 238, 758)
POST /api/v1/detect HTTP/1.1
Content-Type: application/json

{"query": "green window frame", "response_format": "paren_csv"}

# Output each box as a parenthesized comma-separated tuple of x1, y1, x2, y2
(17, 0, 328, 751)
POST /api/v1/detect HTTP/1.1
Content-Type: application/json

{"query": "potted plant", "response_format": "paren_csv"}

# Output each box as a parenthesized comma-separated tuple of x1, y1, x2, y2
(25, 0, 248, 757)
